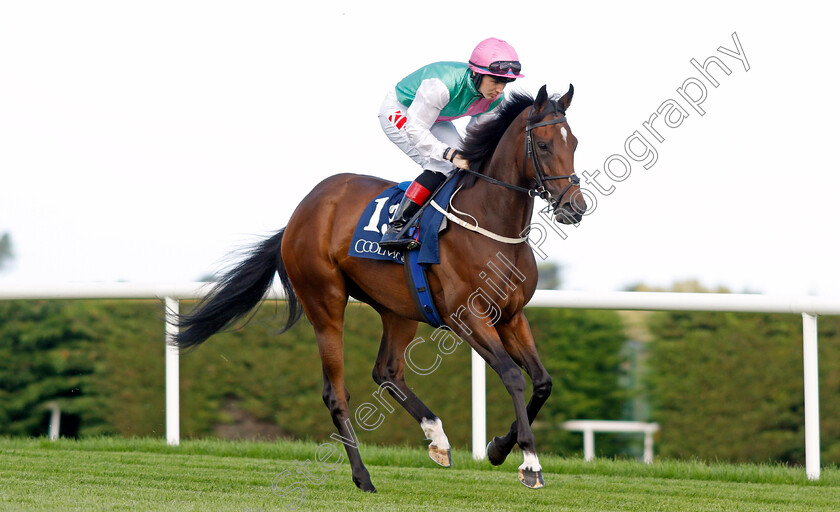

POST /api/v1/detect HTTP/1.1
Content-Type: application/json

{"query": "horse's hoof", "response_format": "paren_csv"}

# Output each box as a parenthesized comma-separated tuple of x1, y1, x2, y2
(353, 474, 377, 493)
(356, 481, 377, 493)
(429, 444, 452, 467)
(486, 437, 507, 466)
(518, 468, 545, 489)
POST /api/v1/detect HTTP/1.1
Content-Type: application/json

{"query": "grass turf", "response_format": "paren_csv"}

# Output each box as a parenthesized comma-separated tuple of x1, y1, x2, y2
(1, 437, 839, 511)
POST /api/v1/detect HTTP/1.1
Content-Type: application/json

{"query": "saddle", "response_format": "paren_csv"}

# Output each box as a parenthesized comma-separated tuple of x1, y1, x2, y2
(348, 172, 462, 326)
(348, 173, 461, 265)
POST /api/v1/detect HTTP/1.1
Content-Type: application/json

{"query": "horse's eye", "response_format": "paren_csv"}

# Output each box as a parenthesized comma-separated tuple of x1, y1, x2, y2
(537, 142, 549, 151)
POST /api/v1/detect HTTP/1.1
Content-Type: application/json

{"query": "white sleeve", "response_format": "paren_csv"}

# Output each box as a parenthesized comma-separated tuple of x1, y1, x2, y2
(404, 78, 451, 162)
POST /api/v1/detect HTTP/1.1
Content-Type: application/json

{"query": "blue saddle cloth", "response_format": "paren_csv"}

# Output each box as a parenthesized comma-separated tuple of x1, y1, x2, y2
(348, 174, 460, 265)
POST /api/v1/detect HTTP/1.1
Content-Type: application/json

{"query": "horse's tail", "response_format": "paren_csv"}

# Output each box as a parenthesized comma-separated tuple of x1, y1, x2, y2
(174, 228, 303, 351)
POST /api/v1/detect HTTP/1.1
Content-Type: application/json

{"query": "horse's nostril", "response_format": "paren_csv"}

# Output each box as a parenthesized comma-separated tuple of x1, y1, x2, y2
(559, 202, 583, 214)
(554, 205, 580, 224)
(570, 199, 587, 214)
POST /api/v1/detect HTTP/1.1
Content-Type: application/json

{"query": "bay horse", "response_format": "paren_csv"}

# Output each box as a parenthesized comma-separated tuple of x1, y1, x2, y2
(175, 84, 585, 492)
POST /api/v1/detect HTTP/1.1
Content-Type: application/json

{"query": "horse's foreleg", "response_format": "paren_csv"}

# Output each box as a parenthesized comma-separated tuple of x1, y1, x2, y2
(463, 324, 545, 488)
(487, 313, 552, 472)
(372, 311, 452, 467)
(493, 356, 545, 488)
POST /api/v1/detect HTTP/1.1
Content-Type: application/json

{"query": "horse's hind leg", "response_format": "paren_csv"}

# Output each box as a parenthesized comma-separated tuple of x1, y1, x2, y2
(486, 312, 552, 482)
(371, 310, 452, 467)
(293, 276, 376, 492)
(319, 317, 379, 491)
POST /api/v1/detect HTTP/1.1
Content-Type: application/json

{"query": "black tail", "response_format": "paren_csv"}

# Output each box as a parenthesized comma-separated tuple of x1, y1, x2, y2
(174, 228, 302, 351)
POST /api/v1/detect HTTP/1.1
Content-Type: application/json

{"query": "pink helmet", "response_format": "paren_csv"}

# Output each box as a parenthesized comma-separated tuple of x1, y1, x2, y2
(468, 37, 524, 79)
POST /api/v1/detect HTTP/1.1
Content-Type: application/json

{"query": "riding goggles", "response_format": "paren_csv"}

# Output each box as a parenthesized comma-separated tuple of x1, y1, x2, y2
(470, 60, 522, 76)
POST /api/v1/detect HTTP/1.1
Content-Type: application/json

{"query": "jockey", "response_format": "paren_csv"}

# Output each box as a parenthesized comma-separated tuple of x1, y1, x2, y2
(378, 37, 524, 249)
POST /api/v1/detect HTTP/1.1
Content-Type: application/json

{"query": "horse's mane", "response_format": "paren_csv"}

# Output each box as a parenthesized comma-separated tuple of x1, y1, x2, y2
(458, 90, 566, 189)
(459, 91, 533, 181)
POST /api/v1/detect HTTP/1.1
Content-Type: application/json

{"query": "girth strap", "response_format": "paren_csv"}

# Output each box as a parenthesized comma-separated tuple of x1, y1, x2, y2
(403, 244, 444, 327)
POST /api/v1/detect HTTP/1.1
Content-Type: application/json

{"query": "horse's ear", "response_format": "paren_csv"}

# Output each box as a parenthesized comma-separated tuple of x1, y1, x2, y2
(559, 83, 574, 111)
(534, 84, 549, 112)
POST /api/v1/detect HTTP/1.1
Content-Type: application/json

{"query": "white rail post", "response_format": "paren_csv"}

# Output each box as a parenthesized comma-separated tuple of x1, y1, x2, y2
(165, 297, 180, 446)
(44, 401, 61, 441)
(802, 312, 820, 480)
(643, 429, 655, 464)
(583, 428, 595, 462)
(471, 348, 486, 460)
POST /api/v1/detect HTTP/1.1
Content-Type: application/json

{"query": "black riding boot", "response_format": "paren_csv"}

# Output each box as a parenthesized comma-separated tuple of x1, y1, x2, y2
(380, 170, 447, 250)
(379, 194, 421, 249)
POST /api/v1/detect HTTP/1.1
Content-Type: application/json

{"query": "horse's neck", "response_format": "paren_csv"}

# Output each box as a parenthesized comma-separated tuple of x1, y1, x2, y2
(460, 130, 535, 236)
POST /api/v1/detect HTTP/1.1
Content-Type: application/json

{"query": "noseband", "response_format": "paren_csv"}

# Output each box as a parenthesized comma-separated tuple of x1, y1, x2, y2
(463, 109, 579, 211)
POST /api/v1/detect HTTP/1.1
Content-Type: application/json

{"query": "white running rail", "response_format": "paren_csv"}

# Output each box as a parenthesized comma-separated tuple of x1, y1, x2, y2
(2, 284, 838, 480)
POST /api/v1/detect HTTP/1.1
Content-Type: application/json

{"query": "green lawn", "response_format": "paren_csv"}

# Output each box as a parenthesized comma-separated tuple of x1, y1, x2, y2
(1, 437, 839, 511)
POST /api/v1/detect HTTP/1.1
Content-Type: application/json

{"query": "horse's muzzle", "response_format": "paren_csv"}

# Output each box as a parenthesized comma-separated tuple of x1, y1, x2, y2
(554, 201, 584, 224)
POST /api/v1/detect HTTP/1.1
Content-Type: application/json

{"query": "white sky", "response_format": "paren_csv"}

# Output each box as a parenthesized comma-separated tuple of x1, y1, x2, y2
(1, 1, 838, 297)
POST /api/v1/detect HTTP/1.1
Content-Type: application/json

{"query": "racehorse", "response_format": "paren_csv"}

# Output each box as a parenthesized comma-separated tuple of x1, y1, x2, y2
(175, 84, 585, 492)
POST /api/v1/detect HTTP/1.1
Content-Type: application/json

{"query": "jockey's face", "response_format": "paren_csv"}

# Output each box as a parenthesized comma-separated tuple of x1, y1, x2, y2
(477, 75, 509, 101)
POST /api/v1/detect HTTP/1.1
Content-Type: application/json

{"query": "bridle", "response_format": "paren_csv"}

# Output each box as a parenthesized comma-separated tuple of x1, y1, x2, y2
(463, 107, 580, 213)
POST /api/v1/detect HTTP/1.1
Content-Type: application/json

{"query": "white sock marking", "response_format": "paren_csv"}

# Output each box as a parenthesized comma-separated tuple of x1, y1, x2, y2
(421, 418, 450, 449)
(519, 451, 542, 472)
